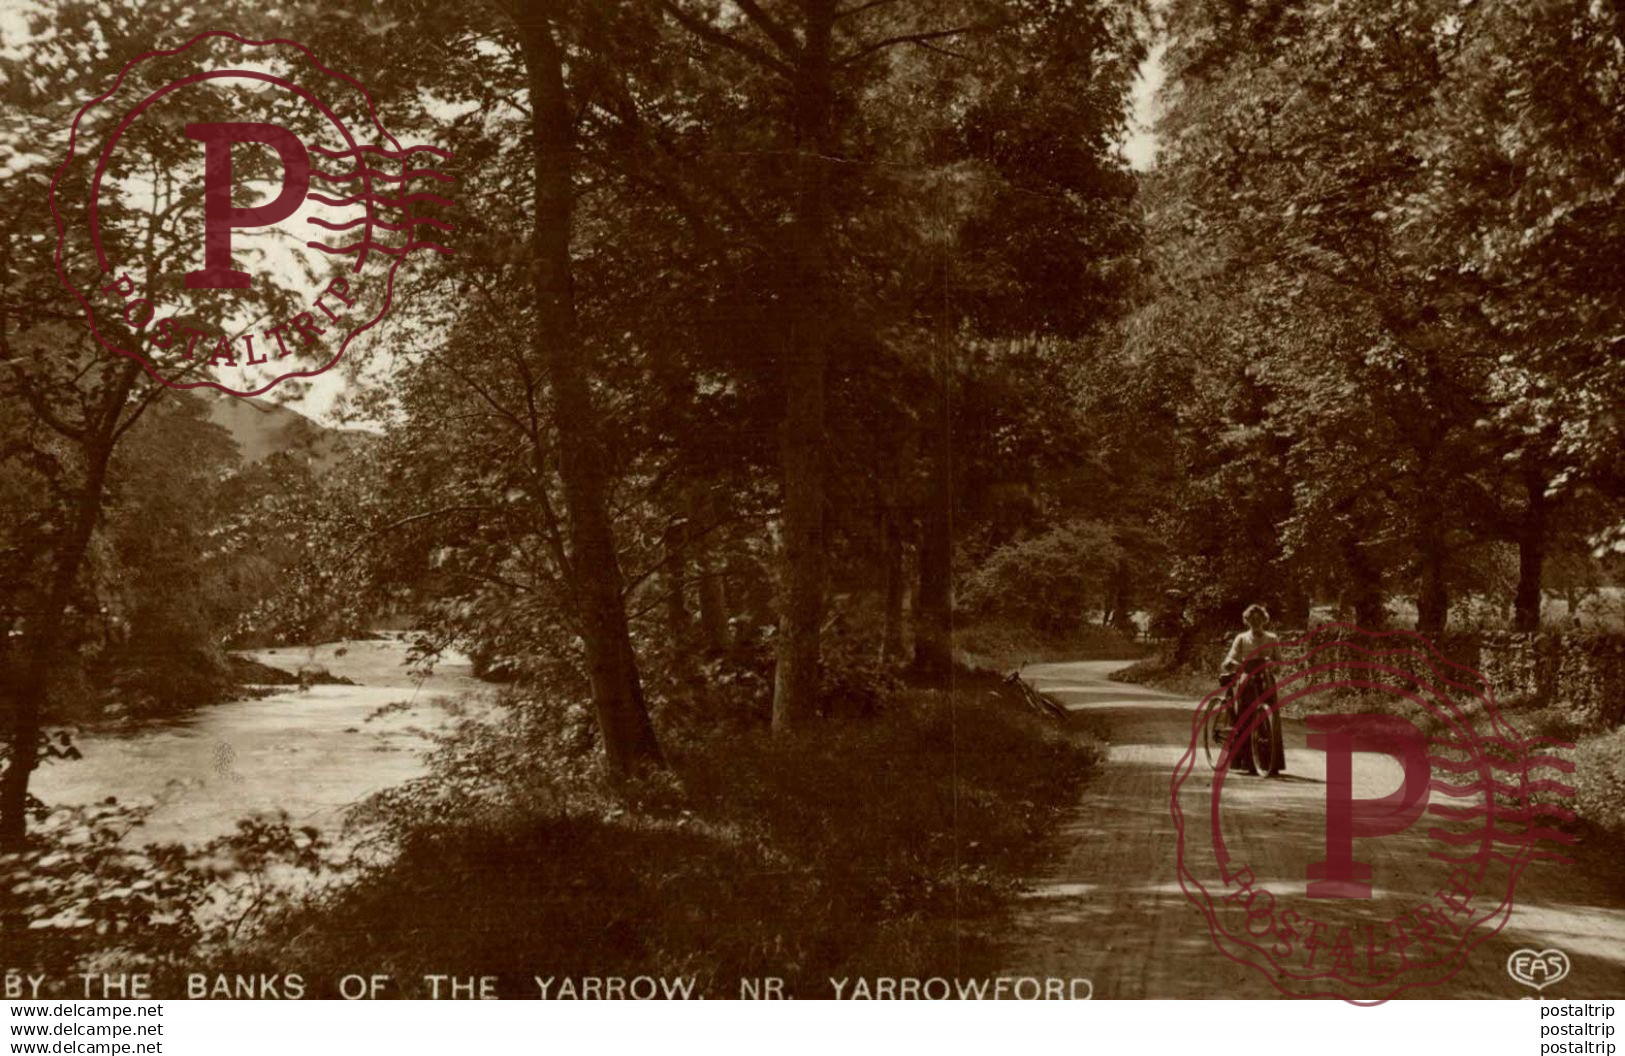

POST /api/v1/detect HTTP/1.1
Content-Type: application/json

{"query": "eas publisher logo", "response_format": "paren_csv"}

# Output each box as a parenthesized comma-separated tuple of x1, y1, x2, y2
(49, 30, 454, 397)
(1509, 948, 1571, 992)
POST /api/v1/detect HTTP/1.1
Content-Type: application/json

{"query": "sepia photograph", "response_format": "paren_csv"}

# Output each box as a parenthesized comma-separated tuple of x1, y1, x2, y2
(0, 0, 1623, 1014)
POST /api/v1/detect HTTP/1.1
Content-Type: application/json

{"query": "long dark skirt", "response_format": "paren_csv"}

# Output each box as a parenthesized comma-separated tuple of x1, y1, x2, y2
(1227, 663, 1286, 775)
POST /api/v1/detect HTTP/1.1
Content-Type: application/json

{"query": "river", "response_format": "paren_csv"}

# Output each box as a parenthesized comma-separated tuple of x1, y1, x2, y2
(30, 635, 486, 847)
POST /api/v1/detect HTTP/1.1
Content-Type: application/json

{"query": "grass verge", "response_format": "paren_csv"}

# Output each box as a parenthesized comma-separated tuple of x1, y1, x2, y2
(1108, 651, 1214, 699)
(955, 621, 1148, 672)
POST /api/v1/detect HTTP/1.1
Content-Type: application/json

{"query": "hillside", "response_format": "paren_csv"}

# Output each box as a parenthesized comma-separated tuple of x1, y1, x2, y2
(200, 391, 370, 469)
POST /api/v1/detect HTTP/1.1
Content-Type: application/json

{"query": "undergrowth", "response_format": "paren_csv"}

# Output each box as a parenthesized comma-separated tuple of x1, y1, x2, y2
(955, 621, 1147, 672)
(216, 668, 1103, 997)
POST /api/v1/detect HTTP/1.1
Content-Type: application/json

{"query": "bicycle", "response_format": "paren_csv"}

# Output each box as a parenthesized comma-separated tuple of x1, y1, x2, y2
(1202, 674, 1278, 774)
(1006, 667, 1069, 722)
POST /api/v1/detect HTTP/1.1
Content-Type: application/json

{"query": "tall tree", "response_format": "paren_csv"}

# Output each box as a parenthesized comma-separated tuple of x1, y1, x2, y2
(656, 0, 1144, 711)
(473, 0, 667, 772)
(1400, 0, 1625, 612)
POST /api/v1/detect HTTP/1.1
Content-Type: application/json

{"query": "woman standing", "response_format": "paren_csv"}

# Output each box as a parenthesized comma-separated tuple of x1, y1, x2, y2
(1220, 604, 1287, 776)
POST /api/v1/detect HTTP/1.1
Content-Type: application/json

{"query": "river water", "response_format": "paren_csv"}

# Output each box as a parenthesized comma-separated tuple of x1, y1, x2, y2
(30, 636, 485, 846)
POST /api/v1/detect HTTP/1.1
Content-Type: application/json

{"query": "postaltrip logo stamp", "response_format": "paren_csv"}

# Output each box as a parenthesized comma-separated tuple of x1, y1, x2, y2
(48, 29, 454, 397)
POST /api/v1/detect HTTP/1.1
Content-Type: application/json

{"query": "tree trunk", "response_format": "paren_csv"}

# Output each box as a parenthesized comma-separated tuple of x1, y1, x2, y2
(696, 548, 730, 651)
(689, 491, 730, 651)
(1513, 469, 1548, 633)
(881, 516, 906, 662)
(663, 519, 696, 681)
(1281, 587, 1310, 631)
(664, 522, 692, 642)
(1342, 537, 1387, 629)
(1107, 557, 1135, 635)
(771, 2, 837, 732)
(0, 454, 109, 848)
(0, 615, 60, 849)
(913, 170, 959, 681)
(913, 444, 954, 680)
(1416, 534, 1450, 636)
(518, 10, 662, 774)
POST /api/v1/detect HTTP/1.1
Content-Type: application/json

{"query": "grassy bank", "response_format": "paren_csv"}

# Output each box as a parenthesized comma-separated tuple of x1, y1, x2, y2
(217, 669, 1102, 997)
(1109, 650, 1215, 699)
(955, 621, 1148, 672)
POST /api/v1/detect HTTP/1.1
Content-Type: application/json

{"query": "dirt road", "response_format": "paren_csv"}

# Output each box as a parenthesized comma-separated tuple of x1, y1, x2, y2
(999, 660, 1625, 999)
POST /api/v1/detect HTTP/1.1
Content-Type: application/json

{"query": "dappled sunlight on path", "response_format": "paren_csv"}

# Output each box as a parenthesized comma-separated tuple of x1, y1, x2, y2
(995, 660, 1625, 999)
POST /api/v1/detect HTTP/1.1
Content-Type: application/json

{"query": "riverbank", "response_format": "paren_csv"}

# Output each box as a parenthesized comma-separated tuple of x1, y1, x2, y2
(14, 638, 1107, 992)
(215, 666, 1105, 998)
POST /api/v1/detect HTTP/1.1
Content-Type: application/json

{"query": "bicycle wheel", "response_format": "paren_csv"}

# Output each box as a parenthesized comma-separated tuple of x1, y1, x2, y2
(1008, 673, 1062, 722)
(1202, 702, 1229, 771)
(1251, 707, 1277, 776)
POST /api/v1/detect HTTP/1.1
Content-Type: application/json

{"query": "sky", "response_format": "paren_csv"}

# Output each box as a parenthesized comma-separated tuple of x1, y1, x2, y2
(1122, 40, 1168, 173)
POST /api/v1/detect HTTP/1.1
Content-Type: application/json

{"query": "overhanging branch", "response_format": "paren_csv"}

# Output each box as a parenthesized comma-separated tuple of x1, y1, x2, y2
(837, 23, 992, 66)
(659, 0, 794, 79)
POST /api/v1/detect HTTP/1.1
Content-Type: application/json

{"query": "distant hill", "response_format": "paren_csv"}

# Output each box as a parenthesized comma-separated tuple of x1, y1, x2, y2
(200, 392, 370, 470)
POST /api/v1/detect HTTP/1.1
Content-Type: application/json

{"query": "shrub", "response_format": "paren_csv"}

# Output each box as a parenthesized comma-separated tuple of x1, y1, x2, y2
(956, 620, 1146, 671)
(1573, 728, 1625, 842)
(648, 631, 903, 737)
(0, 800, 328, 979)
(958, 522, 1123, 636)
(1109, 651, 1217, 698)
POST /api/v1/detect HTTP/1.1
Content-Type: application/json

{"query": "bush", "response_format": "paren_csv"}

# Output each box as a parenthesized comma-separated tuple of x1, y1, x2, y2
(815, 638, 903, 718)
(1573, 728, 1625, 842)
(958, 522, 1123, 636)
(649, 631, 903, 736)
(956, 621, 1146, 671)
(1109, 651, 1217, 698)
(0, 800, 328, 979)
(99, 645, 238, 719)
